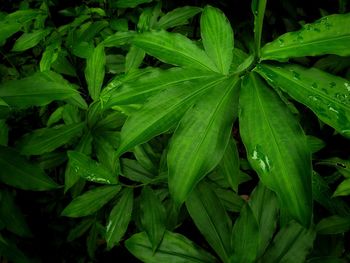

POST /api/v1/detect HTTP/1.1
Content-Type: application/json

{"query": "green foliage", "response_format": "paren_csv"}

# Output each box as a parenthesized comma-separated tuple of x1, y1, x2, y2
(0, 0, 350, 262)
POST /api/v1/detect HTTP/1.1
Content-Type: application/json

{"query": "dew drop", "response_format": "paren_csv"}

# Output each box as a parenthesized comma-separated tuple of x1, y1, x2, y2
(251, 145, 271, 173)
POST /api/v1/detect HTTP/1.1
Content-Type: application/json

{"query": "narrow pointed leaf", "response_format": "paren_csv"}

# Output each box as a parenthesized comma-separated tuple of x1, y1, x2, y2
(168, 76, 240, 205)
(85, 44, 105, 100)
(125, 231, 217, 263)
(0, 21, 21, 44)
(200, 5, 233, 74)
(102, 31, 136, 47)
(113, 0, 153, 8)
(156, 6, 202, 30)
(261, 221, 316, 263)
(117, 76, 224, 155)
(251, 0, 267, 57)
(316, 215, 350, 234)
(61, 185, 121, 217)
(186, 182, 231, 263)
(125, 45, 145, 73)
(140, 186, 166, 252)
(12, 29, 50, 52)
(256, 63, 350, 137)
(18, 122, 85, 156)
(239, 72, 312, 227)
(261, 13, 350, 61)
(106, 188, 133, 249)
(334, 178, 350, 197)
(0, 146, 58, 190)
(133, 30, 218, 72)
(67, 218, 94, 242)
(67, 151, 118, 184)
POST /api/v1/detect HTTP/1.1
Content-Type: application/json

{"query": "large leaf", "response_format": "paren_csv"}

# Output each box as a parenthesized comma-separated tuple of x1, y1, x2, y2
(261, 13, 350, 60)
(0, 21, 21, 44)
(168, 76, 240, 205)
(106, 188, 133, 249)
(239, 72, 312, 227)
(12, 29, 50, 52)
(113, 0, 153, 8)
(117, 76, 224, 155)
(156, 6, 202, 30)
(251, 0, 267, 57)
(0, 71, 78, 108)
(200, 5, 233, 74)
(85, 44, 106, 100)
(0, 146, 58, 190)
(133, 30, 218, 72)
(18, 122, 85, 156)
(61, 185, 121, 217)
(186, 181, 231, 263)
(125, 231, 217, 263)
(261, 221, 316, 263)
(256, 63, 350, 137)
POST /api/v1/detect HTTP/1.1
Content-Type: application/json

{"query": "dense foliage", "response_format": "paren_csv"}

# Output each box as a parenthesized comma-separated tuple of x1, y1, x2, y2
(0, 0, 350, 262)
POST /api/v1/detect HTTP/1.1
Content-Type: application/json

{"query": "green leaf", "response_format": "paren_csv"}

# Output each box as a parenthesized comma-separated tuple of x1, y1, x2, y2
(120, 158, 154, 184)
(168, 76, 240, 205)
(200, 5, 233, 74)
(156, 6, 202, 30)
(18, 122, 85, 156)
(40, 43, 59, 72)
(87, 222, 98, 258)
(61, 185, 121, 217)
(102, 31, 136, 47)
(0, 119, 9, 146)
(113, 0, 153, 8)
(125, 45, 145, 73)
(133, 30, 218, 72)
(12, 29, 50, 52)
(94, 135, 120, 174)
(106, 188, 133, 249)
(140, 186, 166, 252)
(0, 234, 32, 263)
(125, 231, 217, 263)
(0, 71, 78, 108)
(0, 145, 58, 190)
(117, 76, 224, 155)
(307, 135, 326, 153)
(67, 218, 94, 242)
(186, 181, 231, 263)
(333, 178, 350, 197)
(239, 72, 312, 227)
(316, 215, 350, 234)
(261, 221, 316, 263)
(256, 63, 350, 137)
(85, 44, 106, 100)
(261, 13, 350, 61)
(67, 151, 118, 184)
(231, 203, 260, 263)
(0, 190, 32, 237)
(0, 21, 21, 44)
(251, 0, 267, 57)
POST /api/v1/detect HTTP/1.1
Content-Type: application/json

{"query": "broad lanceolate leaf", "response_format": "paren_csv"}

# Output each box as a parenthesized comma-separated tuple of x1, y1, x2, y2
(156, 6, 202, 30)
(61, 185, 121, 217)
(140, 186, 166, 252)
(125, 231, 217, 263)
(12, 29, 50, 52)
(113, 0, 153, 8)
(0, 146, 58, 190)
(102, 31, 136, 47)
(200, 5, 233, 74)
(251, 0, 267, 57)
(261, 13, 350, 60)
(231, 204, 260, 263)
(239, 72, 312, 227)
(0, 71, 78, 108)
(85, 44, 106, 100)
(186, 182, 231, 263)
(0, 21, 21, 44)
(18, 122, 85, 156)
(168, 76, 240, 205)
(117, 76, 225, 155)
(261, 221, 316, 263)
(106, 188, 133, 249)
(316, 215, 350, 234)
(67, 151, 118, 184)
(256, 63, 350, 138)
(133, 30, 218, 72)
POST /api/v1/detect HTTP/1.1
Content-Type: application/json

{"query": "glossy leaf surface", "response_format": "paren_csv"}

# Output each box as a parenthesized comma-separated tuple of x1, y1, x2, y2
(239, 72, 312, 227)
(251, 0, 267, 56)
(156, 6, 202, 30)
(85, 44, 105, 100)
(12, 29, 50, 52)
(261, 13, 350, 60)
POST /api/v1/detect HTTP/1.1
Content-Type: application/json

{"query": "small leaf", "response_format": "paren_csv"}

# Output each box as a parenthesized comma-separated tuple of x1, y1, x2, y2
(67, 151, 118, 184)
(67, 218, 94, 242)
(257, 63, 350, 137)
(40, 43, 59, 72)
(113, 0, 153, 8)
(156, 6, 202, 30)
(102, 31, 136, 47)
(12, 29, 50, 52)
(261, 13, 350, 60)
(168, 76, 240, 205)
(140, 186, 166, 252)
(0, 146, 58, 191)
(251, 0, 267, 57)
(333, 178, 350, 197)
(18, 122, 85, 156)
(261, 221, 316, 263)
(134, 30, 218, 72)
(125, 231, 217, 263)
(125, 45, 145, 73)
(316, 215, 350, 234)
(239, 72, 312, 227)
(0, 21, 22, 44)
(85, 44, 106, 100)
(106, 188, 133, 249)
(186, 181, 231, 263)
(61, 185, 121, 217)
(201, 5, 233, 74)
